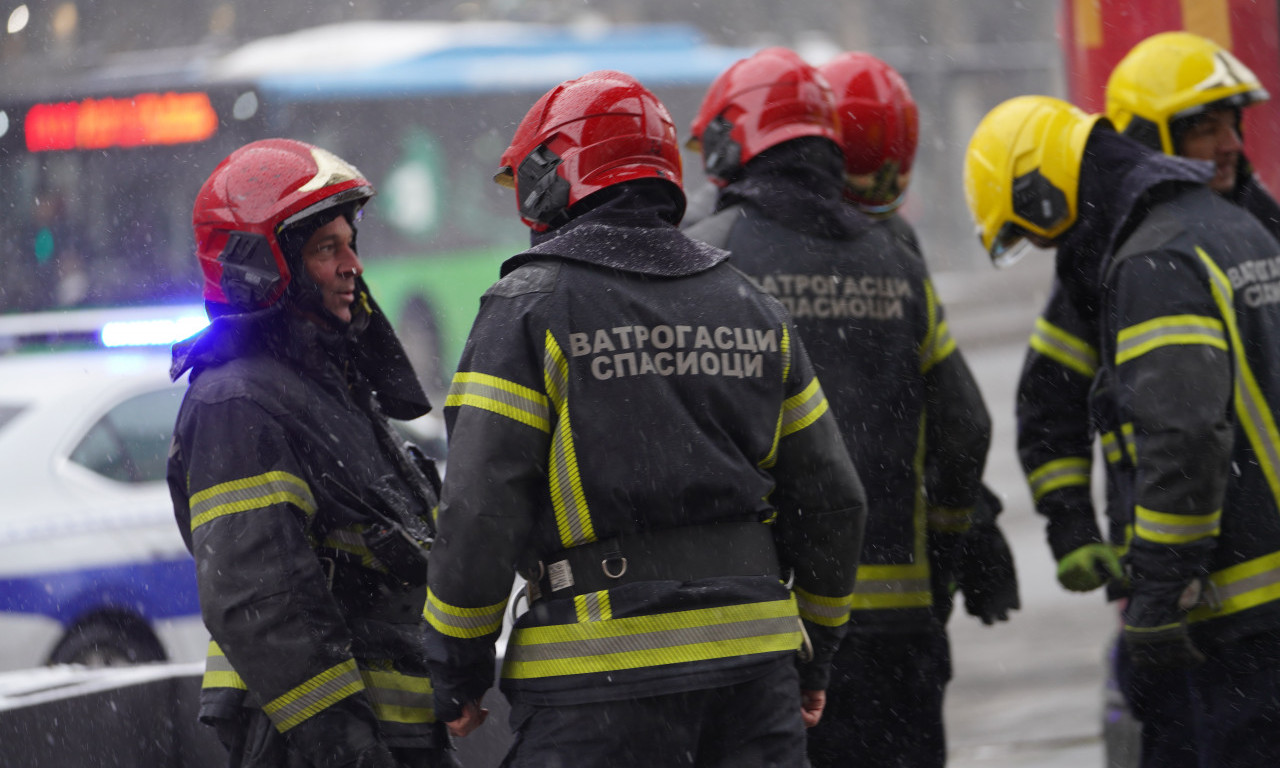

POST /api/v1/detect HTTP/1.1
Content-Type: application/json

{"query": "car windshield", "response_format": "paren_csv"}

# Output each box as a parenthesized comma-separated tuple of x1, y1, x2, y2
(68, 388, 183, 483)
(0, 405, 24, 432)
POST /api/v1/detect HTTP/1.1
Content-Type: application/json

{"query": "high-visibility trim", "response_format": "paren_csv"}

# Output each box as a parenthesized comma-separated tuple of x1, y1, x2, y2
(919, 281, 956, 373)
(1134, 505, 1221, 545)
(1029, 316, 1098, 377)
(1197, 247, 1280, 508)
(446, 371, 551, 433)
(794, 586, 852, 627)
(202, 640, 247, 691)
(926, 505, 972, 534)
(1123, 622, 1183, 634)
(759, 326, 793, 471)
(360, 667, 435, 725)
(780, 378, 830, 438)
(1190, 549, 1280, 622)
(1115, 314, 1226, 365)
(320, 526, 384, 571)
(574, 591, 612, 623)
(189, 470, 315, 531)
(1027, 457, 1091, 502)
(848, 562, 932, 610)
(545, 331, 596, 548)
(262, 659, 364, 733)
(1100, 423, 1136, 466)
(424, 588, 506, 639)
(502, 598, 802, 680)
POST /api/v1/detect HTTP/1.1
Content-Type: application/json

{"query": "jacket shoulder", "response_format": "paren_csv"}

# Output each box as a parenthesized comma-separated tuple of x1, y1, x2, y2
(485, 260, 562, 299)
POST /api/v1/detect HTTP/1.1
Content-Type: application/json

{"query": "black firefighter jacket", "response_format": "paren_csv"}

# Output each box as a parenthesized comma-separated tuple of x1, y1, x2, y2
(685, 140, 992, 634)
(167, 295, 441, 766)
(1016, 133, 1280, 613)
(1050, 130, 1280, 646)
(423, 184, 867, 718)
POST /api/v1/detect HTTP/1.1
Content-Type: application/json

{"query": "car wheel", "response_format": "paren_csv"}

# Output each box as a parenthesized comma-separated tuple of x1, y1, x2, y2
(48, 615, 167, 667)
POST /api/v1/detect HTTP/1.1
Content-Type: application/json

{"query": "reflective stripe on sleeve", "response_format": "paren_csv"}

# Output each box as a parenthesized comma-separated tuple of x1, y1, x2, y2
(502, 598, 802, 680)
(1027, 457, 1090, 502)
(202, 640, 247, 691)
(1115, 314, 1226, 365)
(262, 659, 364, 733)
(1134, 505, 1221, 545)
(780, 378, 830, 437)
(794, 586, 852, 627)
(189, 470, 315, 531)
(1100, 424, 1136, 466)
(360, 667, 435, 725)
(759, 327, 793, 470)
(446, 371, 551, 433)
(1029, 316, 1098, 377)
(425, 588, 506, 639)
(848, 563, 931, 610)
(919, 281, 957, 373)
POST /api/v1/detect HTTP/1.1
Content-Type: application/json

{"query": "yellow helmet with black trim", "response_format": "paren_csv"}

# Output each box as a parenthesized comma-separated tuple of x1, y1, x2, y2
(963, 95, 1104, 267)
(1106, 31, 1268, 155)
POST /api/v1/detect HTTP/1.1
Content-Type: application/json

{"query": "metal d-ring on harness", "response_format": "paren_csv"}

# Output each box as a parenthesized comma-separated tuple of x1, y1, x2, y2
(521, 520, 781, 606)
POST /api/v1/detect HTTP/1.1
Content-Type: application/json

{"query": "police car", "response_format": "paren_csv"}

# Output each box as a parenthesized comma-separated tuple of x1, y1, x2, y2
(0, 306, 207, 670)
(0, 305, 449, 672)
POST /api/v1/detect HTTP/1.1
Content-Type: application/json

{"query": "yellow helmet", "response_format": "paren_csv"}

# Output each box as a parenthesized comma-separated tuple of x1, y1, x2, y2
(963, 95, 1104, 266)
(1106, 31, 1268, 155)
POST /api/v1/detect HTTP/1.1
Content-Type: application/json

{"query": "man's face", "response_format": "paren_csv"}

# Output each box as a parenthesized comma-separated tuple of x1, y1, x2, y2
(1176, 107, 1243, 193)
(300, 214, 362, 324)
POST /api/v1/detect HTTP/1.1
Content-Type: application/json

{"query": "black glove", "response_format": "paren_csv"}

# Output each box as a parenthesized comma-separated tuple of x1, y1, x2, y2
(1123, 579, 1207, 668)
(954, 487, 1020, 625)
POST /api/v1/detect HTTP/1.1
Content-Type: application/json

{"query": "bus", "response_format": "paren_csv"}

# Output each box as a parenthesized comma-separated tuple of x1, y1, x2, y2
(0, 21, 753, 401)
(1059, 0, 1280, 192)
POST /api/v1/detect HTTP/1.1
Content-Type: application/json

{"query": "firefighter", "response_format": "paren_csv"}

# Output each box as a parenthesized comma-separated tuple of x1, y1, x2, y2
(168, 139, 452, 768)
(1014, 32, 1278, 766)
(966, 94, 1280, 766)
(683, 48, 1001, 768)
(422, 70, 867, 768)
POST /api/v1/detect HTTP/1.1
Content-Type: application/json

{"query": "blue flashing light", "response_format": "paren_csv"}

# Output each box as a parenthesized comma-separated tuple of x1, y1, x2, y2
(100, 314, 209, 347)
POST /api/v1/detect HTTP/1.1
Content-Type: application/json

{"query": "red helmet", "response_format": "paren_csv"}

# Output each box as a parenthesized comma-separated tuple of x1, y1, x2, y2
(687, 47, 838, 186)
(494, 70, 683, 232)
(193, 138, 374, 311)
(819, 52, 919, 213)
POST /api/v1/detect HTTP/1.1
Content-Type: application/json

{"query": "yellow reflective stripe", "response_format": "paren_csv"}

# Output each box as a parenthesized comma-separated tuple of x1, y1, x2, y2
(794, 586, 852, 628)
(849, 562, 932, 610)
(202, 640, 247, 691)
(360, 668, 435, 725)
(545, 331, 595, 548)
(320, 527, 385, 571)
(574, 591, 612, 622)
(1027, 457, 1090, 502)
(1115, 313, 1226, 365)
(445, 371, 550, 433)
(1134, 505, 1221, 545)
(918, 281, 954, 373)
(1197, 247, 1280, 507)
(780, 378, 830, 437)
(263, 659, 364, 733)
(927, 505, 972, 534)
(1190, 549, 1280, 622)
(189, 470, 315, 531)
(759, 326, 793, 471)
(1029, 316, 1098, 378)
(424, 588, 506, 639)
(1100, 423, 1136, 466)
(1123, 622, 1183, 634)
(503, 598, 802, 680)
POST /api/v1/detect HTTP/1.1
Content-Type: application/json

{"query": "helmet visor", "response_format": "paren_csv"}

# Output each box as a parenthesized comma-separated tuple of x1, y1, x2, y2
(987, 221, 1039, 268)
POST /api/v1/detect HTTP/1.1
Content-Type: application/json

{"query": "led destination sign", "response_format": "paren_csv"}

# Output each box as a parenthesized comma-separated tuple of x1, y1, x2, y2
(25, 91, 218, 151)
